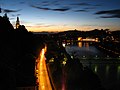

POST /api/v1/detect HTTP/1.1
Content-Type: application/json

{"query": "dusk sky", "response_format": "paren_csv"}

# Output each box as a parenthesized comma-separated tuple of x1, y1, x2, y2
(0, 0, 120, 32)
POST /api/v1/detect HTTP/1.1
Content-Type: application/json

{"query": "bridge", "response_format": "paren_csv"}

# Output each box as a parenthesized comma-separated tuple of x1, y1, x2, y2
(78, 37, 99, 42)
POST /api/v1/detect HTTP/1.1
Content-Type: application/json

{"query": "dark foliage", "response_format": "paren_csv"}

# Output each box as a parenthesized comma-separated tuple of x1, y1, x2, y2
(0, 16, 44, 89)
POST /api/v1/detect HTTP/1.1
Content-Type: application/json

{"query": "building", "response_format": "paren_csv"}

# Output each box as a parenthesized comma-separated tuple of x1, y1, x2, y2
(16, 16, 20, 29)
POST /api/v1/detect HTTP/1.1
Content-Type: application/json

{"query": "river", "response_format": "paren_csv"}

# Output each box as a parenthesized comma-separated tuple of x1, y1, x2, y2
(65, 42, 120, 90)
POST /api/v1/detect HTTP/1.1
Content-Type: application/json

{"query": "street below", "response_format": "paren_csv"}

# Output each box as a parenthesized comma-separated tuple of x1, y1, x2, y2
(35, 47, 52, 90)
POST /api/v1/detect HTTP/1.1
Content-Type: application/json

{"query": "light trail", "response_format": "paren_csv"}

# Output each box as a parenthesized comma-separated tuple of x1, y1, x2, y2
(35, 47, 52, 90)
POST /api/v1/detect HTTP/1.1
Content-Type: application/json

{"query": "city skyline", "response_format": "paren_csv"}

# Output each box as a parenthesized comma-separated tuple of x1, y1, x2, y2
(0, 0, 120, 32)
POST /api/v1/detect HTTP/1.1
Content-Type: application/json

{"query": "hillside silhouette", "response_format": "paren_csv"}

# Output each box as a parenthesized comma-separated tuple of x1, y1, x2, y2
(0, 15, 44, 89)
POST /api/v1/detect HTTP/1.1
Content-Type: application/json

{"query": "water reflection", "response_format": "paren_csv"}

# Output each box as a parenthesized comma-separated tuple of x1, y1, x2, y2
(84, 42, 89, 47)
(66, 42, 105, 58)
(65, 42, 120, 90)
(94, 65, 98, 73)
(91, 63, 120, 90)
(105, 65, 109, 78)
(78, 42, 89, 48)
(117, 66, 120, 80)
(78, 42, 82, 47)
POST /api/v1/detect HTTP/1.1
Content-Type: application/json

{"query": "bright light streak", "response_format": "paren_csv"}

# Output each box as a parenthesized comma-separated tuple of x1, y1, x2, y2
(62, 43, 66, 47)
(78, 37, 82, 41)
(62, 61, 66, 66)
(35, 47, 52, 90)
(40, 49, 45, 61)
(94, 65, 98, 73)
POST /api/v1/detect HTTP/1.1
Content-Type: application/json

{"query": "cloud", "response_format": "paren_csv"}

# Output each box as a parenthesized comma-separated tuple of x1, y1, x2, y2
(84, 7, 96, 10)
(41, 1, 49, 4)
(9, 18, 15, 20)
(74, 9, 88, 12)
(17, 14, 21, 16)
(11, 14, 21, 17)
(100, 15, 120, 18)
(94, 4, 102, 6)
(19, 1, 25, 4)
(42, 4, 51, 6)
(95, 9, 120, 14)
(39, 1, 51, 6)
(41, 0, 60, 5)
(30, 5, 51, 10)
(52, 8, 70, 12)
(35, 1, 60, 7)
(30, 5, 70, 12)
(30, 1, 98, 13)
(36, 7, 51, 10)
(95, 9, 120, 18)
(71, 3, 91, 6)
(26, 24, 55, 28)
(33, 23, 57, 28)
(2, 8, 21, 13)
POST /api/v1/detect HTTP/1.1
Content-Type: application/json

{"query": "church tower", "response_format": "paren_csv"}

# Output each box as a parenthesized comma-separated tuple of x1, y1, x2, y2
(16, 17, 20, 29)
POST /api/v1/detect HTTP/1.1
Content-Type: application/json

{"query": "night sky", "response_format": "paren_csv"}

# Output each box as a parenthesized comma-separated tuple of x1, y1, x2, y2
(0, 0, 120, 32)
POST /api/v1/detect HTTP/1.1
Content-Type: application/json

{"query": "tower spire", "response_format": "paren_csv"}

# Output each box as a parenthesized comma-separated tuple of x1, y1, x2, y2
(16, 16, 20, 29)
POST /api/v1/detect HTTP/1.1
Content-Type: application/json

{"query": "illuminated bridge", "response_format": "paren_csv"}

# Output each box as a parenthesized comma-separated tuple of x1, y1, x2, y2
(78, 37, 99, 42)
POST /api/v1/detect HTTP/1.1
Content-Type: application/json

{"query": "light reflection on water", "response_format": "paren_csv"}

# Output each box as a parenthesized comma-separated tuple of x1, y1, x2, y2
(66, 42, 105, 58)
(65, 42, 120, 90)
(105, 65, 109, 78)
(94, 65, 98, 73)
(117, 66, 120, 80)
(91, 63, 120, 89)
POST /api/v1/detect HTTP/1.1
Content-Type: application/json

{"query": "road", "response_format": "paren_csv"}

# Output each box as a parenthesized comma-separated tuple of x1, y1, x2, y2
(35, 47, 52, 90)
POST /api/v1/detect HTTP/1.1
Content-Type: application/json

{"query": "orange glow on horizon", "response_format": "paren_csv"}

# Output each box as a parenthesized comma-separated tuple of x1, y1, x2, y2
(26, 26, 94, 32)
(25, 24, 120, 32)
